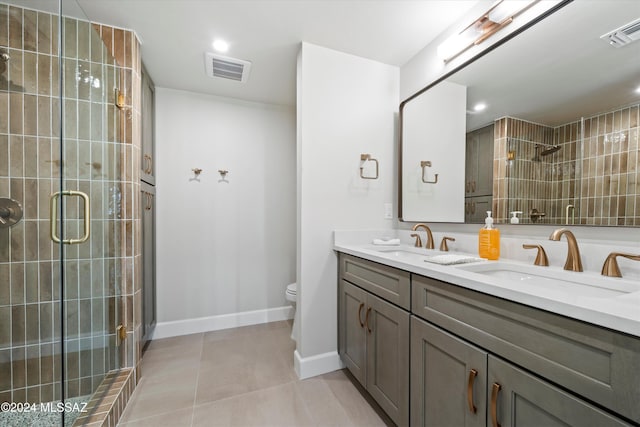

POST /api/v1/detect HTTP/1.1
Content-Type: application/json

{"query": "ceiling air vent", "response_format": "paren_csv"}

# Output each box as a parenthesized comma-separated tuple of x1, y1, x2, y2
(601, 17, 640, 47)
(204, 52, 252, 82)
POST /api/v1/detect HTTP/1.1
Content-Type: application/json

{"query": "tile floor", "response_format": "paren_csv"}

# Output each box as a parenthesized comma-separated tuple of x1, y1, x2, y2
(118, 321, 391, 426)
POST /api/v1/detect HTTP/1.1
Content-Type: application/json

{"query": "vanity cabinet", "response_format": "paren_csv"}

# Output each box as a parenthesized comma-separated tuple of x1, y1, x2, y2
(411, 274, 640, 425)
(411, 316, 629, 427)
(338, 254, 410, 426)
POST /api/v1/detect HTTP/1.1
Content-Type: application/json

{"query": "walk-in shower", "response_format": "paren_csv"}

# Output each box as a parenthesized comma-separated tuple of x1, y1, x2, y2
(1, 2, 141, 425)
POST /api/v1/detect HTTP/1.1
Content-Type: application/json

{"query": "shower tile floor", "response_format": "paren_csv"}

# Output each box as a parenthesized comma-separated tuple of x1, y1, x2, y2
(118, 320, 390, 426)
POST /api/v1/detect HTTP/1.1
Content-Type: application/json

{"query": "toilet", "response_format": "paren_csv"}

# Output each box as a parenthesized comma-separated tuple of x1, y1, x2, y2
(285, 283, 298, 342)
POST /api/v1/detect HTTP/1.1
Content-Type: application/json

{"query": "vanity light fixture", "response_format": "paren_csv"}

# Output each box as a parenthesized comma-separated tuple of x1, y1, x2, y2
(212, 39, 229, 53)
(437, 0, 539, 63)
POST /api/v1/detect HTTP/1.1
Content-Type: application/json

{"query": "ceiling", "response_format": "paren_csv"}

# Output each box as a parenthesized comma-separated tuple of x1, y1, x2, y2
(69, 0, 480, 106)
(446, 0, 640, 130)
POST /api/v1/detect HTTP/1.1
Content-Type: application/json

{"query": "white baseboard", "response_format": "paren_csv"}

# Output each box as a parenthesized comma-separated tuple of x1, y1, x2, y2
(152, 306, 294, 340)
(294, 349, 344, 380)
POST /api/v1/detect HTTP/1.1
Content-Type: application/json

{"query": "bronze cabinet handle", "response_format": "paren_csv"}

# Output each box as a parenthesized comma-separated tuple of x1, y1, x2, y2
(467, 369, 478, 414)
(357, 303, 365, 328)
(491, 382, 502, 427)
(365, 307, 372, 333)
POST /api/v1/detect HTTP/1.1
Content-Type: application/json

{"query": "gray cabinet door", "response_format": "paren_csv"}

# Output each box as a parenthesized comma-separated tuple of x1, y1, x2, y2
(141, 182, 156, 346)
(141, 64, 155, 185)
(366, 293, 410, 426)
(411, 316, 487, 427)
(488, 356, 631, 427)
(465, 124, 494, 197)
(339, 280, 367, 386)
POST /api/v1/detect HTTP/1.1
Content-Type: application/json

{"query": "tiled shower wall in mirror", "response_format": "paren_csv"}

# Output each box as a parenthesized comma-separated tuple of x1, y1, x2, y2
(493, 103, 639, 226)
(0, 3, 142, 406)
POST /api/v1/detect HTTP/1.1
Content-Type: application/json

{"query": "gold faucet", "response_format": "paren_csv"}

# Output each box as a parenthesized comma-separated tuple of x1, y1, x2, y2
(601, 252, 640, 278)
(412, 223, 434, 249)
(410, 233, 422, 247)
(549, 228, 583, 272)
(440, 237, 455, 252)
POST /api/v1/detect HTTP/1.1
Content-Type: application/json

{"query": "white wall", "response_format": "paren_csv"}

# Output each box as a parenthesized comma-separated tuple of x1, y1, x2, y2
(296, 42, 399, 377)
(154, 88, 296, 334)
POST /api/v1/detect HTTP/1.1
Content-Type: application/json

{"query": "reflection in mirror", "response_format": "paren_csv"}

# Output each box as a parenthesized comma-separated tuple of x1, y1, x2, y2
(401, 0, 640, 226)
(401, 81, 466, 222)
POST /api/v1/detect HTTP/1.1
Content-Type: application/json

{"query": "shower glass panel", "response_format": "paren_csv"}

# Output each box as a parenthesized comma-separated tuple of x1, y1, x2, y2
(0, 1, 122, 425)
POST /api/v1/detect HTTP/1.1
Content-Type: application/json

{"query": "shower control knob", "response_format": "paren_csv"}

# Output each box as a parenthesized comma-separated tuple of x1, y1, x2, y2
(0, 198, 23, 228)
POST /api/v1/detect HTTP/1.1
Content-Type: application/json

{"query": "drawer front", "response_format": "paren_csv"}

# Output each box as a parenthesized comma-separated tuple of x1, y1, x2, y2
(412, 274, 640, 423)
(340, 254, 411, 310)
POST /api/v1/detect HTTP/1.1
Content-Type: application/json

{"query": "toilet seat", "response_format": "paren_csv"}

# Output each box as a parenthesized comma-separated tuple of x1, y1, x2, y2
(285, 283, 297, 302)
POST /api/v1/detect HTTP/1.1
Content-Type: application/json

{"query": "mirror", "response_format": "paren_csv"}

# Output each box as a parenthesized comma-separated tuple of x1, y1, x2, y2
(400, 0, 640, 226)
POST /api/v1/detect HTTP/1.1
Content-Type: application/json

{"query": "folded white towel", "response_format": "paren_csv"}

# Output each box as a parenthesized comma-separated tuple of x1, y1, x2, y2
(372, 238, 401, 246)
(424, 254, 484, 265)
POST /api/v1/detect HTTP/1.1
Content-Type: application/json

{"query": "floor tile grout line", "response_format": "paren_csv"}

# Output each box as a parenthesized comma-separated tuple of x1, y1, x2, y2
(189, 333, 205, 427)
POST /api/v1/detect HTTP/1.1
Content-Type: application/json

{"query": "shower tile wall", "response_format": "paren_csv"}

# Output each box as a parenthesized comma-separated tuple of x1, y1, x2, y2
(493, 104, 640, 225)
(580, 104, 639, 226)
(0, 3, 142, 406)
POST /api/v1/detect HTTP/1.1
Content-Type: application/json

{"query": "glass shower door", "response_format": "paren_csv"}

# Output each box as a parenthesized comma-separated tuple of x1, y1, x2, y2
(58, 0, 123, 424)
(0, 1, 122, 425)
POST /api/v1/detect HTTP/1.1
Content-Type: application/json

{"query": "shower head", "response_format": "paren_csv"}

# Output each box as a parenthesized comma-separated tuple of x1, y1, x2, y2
(540, 145, 561, 156)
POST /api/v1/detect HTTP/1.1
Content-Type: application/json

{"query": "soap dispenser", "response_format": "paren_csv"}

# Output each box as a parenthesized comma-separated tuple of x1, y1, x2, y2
(510, 211, 523, 224)
(479, 211, 500, 260)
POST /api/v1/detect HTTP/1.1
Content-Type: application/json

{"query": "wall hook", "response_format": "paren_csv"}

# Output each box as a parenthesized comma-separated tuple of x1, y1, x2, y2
(360, 154, 379, 179)
(421, 161, 438, 184)
(192, 168, 203, 176)
(218, 170, 229, 178)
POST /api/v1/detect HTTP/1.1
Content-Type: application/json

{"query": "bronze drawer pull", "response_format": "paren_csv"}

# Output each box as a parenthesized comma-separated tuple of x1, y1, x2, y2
(467, 369, 478, 414)
(365, 307, 372, 333)
(491, 382, 502, 427)
(357, 303, 365, 328)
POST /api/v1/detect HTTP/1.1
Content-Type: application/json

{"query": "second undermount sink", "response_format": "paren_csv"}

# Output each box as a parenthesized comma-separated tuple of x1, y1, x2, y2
(456, 262, 640, 299)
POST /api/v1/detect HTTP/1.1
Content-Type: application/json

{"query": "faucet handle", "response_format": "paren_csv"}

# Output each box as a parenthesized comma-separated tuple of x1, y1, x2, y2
(440, 237, 455, 252)
(410, 233, 422, 248)
(601, 252, 640, 278)
(523, 244, 549, 266)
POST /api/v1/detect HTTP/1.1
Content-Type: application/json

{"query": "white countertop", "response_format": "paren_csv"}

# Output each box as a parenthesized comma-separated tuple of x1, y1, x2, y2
(334, 241, 640, 338)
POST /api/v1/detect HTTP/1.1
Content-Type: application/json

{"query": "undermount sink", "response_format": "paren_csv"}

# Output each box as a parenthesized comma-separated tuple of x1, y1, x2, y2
(456, 262, 640, 299)
(373, 247, 436, 262)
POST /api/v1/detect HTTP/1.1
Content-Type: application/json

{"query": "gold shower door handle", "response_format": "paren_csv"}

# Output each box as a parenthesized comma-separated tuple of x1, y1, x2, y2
(50, 191, 91, 244)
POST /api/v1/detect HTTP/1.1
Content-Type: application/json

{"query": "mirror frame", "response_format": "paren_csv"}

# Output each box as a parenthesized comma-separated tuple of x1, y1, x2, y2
(398, 0, 575, 223)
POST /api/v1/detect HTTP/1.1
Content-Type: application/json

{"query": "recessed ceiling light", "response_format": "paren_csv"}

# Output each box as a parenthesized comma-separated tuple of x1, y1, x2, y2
(212, 39, 229, 53)
(474, 103, 487, 112)
(635, 85, 640, 94)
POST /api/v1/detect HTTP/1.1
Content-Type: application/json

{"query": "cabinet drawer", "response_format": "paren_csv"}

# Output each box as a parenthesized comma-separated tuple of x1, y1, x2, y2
(412, 274, 640, 424)
(340, 254, 411, 310)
